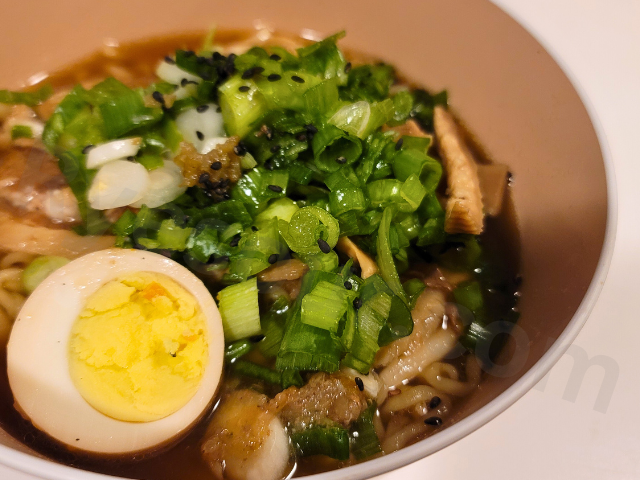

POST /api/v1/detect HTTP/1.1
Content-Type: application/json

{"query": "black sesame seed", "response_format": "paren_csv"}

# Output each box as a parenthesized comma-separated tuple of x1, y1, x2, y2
(344, 62, 352, 73)
(196, 131, 204, 141)
(180, 78, 189, 87)
(126, 156, 136, 161)
(208, 162, 221, 171)
(251, 226, 258, 232)
(350, 264, 361, 276)
(317, 238, 331, 254)
(268, 184, 283, 193)
(291, 75, 305, 83)
(225, 54, 237, 76)
(268, 253, 279, 264)
(355, 377, 364, 391)
(270, 144, 281, 153)
(264, 159, 274, 171)
(196, 104, 209, 113)
(164, 56, 175, 64)
(213, 51, 224, 60)
(152, 91, 165, 104)
(223, 192, 231, 199)
(428, 396, 441, 409)
(395, 138, 404, 150)
(268, 73, 282, 82)
(76, 438, 80, 441)
(344, 281, 353, 290)
(296, 133, 307, 142)
(238, 85, 250, 92)
(82, 144, 94, 154)
(336, 156, 347, 164)
(233, 142, 247, 156)
(507, 171, 514, 183)
(242, 69, 255, 80)
(424, 416, 443, 427)
(216, 106, 222, 112)
(353, 298, 362, 309)
(270, 53, 281, 61)
(514, 274, 523, 287)
(229, 234, 241, 247)
(305, 124, 318, 134)
(198, 172, 210, 184)
(220, 178, 230, 188)
(253, 66, 265, 75)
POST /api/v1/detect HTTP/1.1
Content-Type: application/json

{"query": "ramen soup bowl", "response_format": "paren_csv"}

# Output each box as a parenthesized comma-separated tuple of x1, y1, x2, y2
(0, 0, 614, 479)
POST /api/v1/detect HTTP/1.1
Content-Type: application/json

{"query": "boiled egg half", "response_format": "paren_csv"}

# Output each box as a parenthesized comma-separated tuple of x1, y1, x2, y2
(7, 249, 224, 455)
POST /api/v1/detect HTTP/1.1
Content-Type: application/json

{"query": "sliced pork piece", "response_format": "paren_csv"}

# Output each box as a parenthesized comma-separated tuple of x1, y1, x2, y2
(433, 106, 484, 235)
(270, 371, 369, 430)
(201, 389, 291, 480)
(0, 147, 80, 226)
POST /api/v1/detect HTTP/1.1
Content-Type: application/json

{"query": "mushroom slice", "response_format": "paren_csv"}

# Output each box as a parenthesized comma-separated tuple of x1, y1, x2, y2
(383, 119, 433, 141)
(433, 106, 484, 235)
(257, 258, 309, 282)
(336, 237, 379, 279)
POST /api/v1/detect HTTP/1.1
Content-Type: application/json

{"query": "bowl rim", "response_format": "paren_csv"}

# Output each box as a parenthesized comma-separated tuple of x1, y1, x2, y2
(0, 7, 618, 480)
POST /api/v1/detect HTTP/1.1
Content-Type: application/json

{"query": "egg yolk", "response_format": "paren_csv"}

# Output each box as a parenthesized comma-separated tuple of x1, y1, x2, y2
(68, 272, 208, 422)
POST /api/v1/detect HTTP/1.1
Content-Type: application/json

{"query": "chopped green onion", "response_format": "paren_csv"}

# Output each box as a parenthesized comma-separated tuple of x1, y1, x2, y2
(10, 125, 33, 140)
(280, 206, 340, 255)
(254, 198, 299, 227)
(155, 219, 193, 250)
(376, 207, 408, 304)
(276, 270, 345, 373)
(403, 278, 426, 310)
(217, 278, 261, 341)
(291, 425, 350, 461)
(311, 124, 363, 173)
(301, 280, 356, 333)
(22, 256, 70, 294)
(233, 360, 303, 388)
(350, 403, 381, 459)
(0, 84, 53, 106)
(240, 151, 257, 169)
(258, 297, 289, 358)
(219, 76, 267, 137)
(325, 168, 368, 216)
(136, 154, 164, 170)
(224, 339, 253, 362)
(296, 250, 339, 272)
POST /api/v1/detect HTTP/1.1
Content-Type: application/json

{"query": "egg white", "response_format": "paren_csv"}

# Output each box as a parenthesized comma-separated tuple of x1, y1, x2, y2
(7, 249, 224, 455)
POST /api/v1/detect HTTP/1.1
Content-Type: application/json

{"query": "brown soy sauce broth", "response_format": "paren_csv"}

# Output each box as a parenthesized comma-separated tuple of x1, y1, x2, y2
(0, 31, 521, 479)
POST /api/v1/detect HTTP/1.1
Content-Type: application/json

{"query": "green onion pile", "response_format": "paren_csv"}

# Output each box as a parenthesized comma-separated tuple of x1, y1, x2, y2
(12, 31, 520, 434)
